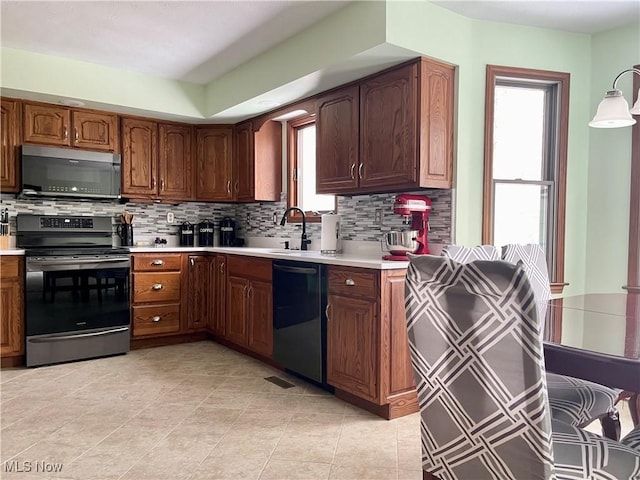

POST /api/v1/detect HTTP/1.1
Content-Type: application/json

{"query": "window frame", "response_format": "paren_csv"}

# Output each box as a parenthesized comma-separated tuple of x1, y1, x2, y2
(482, 65, 570, 293)
(286, 114, 336, 223)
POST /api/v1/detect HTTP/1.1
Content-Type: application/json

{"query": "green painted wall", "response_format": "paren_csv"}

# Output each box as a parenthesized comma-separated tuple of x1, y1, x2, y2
(386, 0, 593, 294)
(204, 1, 387, 117)
(1, 47, 205, 119)
(586, 22, 640, 293)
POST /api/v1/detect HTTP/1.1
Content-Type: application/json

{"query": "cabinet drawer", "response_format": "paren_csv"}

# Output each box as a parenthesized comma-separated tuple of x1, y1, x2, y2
(133, 254, 182, 272)
(133, 272, 181, 303)
(328, 267, 378, 298)
(0, 256, 20, 278)
(132, 304, 180, 337)
(227, 255, 271, 281)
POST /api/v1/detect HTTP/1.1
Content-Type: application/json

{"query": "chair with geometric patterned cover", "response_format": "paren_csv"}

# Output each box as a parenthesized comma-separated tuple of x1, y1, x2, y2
(623, 425, 640, 451)
(500, 243, 621, 438)
(404, 254, 640, 480)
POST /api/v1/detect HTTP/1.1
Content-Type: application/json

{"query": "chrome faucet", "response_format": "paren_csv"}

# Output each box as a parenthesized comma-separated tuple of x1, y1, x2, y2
(280, 207, 311, 250)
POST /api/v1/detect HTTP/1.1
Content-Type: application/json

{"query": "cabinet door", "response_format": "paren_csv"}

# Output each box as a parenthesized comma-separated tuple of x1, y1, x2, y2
(210, 255, 227, 336)
(419, 58, 455, 188)
(159, 123, 193, 200)
(226, 276, 249, 346)
(23, 103, 71, 146)
(72, 111, 117, 151)
(195, 127, 233, 201)
(234, 121, 254, 202)
(327, 294, 379, 402)
(121, 117, 158, 196)
(359, 64, 418, 191)
(0, 259, 23, 358)
(253, 120, 282, 202)
(187, 256, 210, 332)
(247, 279, 273, 357)
(1, 99, 21, 193)
(316, 85, 359, 194)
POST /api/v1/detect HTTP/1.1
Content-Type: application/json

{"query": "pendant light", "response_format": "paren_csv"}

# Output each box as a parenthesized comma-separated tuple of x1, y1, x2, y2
(589, 68, 640, 128)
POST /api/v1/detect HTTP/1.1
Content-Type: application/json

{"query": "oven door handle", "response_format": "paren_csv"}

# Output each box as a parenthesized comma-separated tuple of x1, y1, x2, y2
(28, 327, 130, 343)
(28, 258, 130, 270)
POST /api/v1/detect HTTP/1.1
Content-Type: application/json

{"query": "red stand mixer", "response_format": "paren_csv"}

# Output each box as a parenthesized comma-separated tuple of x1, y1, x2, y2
(382, 194, 431, 261)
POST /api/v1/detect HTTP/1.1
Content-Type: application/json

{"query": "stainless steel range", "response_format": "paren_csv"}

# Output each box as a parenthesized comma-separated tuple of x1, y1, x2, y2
(17, 214, 130, 367)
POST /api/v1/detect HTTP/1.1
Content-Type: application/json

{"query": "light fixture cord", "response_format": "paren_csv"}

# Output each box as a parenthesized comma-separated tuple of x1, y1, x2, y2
(612, 68, 640, 90)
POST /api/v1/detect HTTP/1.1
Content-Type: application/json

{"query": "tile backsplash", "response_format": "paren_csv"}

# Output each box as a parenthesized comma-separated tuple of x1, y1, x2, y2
(1, 189, 452, 245)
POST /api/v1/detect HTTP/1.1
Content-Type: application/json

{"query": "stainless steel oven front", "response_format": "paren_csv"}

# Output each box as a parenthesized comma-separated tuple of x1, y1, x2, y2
(25, 254, 131, 367)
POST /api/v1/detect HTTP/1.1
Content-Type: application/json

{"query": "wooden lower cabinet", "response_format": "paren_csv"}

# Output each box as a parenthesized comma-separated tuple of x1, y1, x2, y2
(131, 253, 183, 339)
(326, 266, 416, 419)
(0, 256, 24, 362)
(327, 294, 378, 402)
(186, 255, 212, 332)
(225, 256, 273, 358)
(209, 255, 227, 336)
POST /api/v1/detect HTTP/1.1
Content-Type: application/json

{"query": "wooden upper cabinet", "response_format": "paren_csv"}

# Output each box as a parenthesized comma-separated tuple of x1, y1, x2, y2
(121, 117, 157, 196)
(196, 127, 233, 201)
(316, 85, 360, 194)
(23, 103, 70, 147)
(419, 58, 455, 188)
(360, 63, 418, 190)
(234, 120, 282, 202)
(315, 57, 455, 194)
(234, 121, 254, 201)
(159, 123, 193, 200)
(72, 110, 117, 151)
(23, 102, 118, 151)
(1, 98, 21, 193)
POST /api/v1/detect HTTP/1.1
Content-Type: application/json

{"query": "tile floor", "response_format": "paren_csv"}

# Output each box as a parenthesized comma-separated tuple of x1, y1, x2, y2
(0, 341, 634, 480)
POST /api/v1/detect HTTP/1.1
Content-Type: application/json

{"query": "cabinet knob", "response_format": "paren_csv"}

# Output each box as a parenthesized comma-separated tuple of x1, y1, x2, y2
(151, 260, 164, 266)
(152, 316, 161, 322)
(152, 283, 163, 291)
(190, 258, 194, 266)
(345, 278, 355, 286)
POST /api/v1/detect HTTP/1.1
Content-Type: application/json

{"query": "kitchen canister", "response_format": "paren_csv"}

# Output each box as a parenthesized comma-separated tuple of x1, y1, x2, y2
(320, 213, 341, 254)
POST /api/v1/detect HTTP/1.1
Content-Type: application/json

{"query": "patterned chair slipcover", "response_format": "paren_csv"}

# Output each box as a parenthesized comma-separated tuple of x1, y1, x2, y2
(500, 243, 621, 432)
(623, 425, 640, 451)
(404, 254, 640, 480)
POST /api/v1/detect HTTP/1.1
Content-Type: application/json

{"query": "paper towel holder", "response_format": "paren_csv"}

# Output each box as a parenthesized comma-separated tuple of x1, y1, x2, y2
(320, 213, 342, 255)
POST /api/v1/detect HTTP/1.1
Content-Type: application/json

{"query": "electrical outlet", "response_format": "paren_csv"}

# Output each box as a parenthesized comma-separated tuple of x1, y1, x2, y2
(273, 211, 279, 225)
(374, 209, 383, 225)
(166, 212, 174, 224)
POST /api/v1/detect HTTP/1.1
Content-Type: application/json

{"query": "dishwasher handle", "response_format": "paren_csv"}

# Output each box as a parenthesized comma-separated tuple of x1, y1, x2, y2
(273, 264, 318, 275)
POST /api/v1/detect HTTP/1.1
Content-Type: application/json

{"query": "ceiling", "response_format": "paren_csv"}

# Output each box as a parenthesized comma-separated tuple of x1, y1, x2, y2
(1, 0, 638, 122)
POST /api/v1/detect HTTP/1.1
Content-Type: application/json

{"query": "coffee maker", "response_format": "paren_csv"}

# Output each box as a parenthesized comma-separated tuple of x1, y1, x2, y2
(382, 194, 431, 261)
(219, 217, 236, 247)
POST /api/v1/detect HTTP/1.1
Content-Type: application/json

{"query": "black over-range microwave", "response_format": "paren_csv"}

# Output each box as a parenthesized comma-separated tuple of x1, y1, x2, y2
(21, 144, 121, 200)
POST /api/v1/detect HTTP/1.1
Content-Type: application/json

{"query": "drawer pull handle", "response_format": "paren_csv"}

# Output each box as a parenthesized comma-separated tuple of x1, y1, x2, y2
(190, 258, 194, 266)
(345, 279, 355, 286)
(220, 262, 225, 273)
(152, 316, 161, 322)
(152, 284, 163, 291)
(74, 128, 79, 141)
(349, 163, 356, 179)
(151, 260, 164, 266)
(325, 304, 331, 321)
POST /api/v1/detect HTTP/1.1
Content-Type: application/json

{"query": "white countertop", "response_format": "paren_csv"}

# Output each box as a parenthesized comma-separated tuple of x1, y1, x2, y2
(129, 246, 409, 270)
(0, 248, 25, 255)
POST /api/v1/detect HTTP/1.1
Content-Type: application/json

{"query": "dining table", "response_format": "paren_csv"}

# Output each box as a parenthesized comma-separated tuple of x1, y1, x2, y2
(543, 292, 640, 425)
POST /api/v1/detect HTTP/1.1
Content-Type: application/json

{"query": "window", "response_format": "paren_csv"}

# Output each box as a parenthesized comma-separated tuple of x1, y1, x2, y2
(483, 66, 569, 292)
(286, 114, 335, 222)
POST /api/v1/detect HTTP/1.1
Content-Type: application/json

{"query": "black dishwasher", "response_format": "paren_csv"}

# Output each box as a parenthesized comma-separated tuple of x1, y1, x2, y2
(273, 260, 328, 385)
